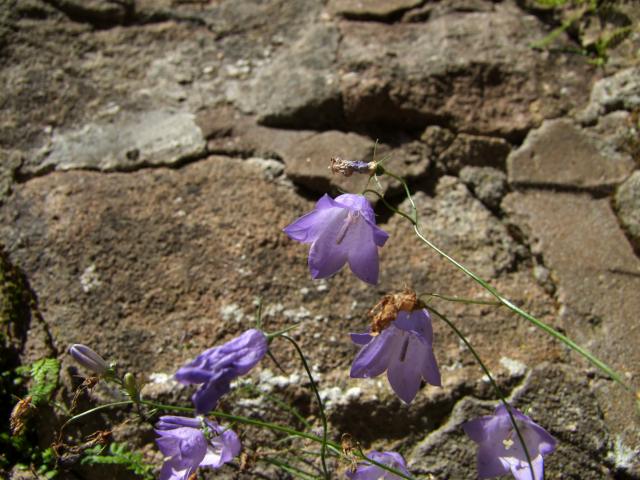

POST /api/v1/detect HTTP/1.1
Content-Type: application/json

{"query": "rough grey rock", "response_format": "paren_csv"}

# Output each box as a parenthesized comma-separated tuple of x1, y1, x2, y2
(202, 112, 315, 159)
(338, 2, 592, 137)
(327, 0, 423, 20)
(281, 131, 432, 196)
(402, 176, 519, 279)
(403, 0, 496, 21)
(283, 130, 374, 194)
(44, 0, 134, 26)
(230, 23, 343, 129)
(507, 119, 635, 190)
(459, 166, 508, 210)
(438, 133, 511, 174)
(204, 117, 431, 196)
(579, 67, 640, 124)
(0, 149, 22, 201)
(503, 190, 640, 473)
(591, 110, 640, 156)
(615, 170, 640, 251)
(24, 110, 206, 174)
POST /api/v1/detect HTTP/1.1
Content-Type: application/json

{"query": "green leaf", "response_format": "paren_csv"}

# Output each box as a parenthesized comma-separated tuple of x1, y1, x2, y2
(28, 358, 60, 406)
(81, 442, 155, 479)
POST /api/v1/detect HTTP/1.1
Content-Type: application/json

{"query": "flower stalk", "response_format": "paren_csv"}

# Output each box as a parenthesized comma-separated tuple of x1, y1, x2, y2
(373, 166, 631, 392)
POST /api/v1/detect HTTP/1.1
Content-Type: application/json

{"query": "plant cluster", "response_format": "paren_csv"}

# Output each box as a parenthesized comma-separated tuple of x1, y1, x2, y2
(8, 154, 639, 479)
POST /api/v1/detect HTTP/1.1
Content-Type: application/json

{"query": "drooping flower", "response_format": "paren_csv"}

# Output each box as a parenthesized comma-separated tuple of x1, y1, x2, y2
(346, 450, 411, 480)
(462, 404, 557, 480)
(175, 329, 268, 414)
(68, 344, 109, 375)
(283, 193, 389, 285)
(350, 308, 441, 404)
(155, 415, 241, 480)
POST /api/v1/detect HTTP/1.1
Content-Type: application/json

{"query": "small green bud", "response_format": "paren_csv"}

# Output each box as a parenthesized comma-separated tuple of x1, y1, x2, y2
(123, 372, 140, 402)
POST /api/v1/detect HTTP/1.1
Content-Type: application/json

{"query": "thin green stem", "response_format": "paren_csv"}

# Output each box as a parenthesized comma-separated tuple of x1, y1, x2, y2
(240, 383, 312, 429)
(362, 189, 414, 224)
(266, 324, 300, 339)
(61, 400, 134, 431)
(429, 306, 535, 480)
(378, 167, 417, 222)
(419, 292, 502, 307)
(280, 335, 330, 480)
(262, 457, 322, 480)
(375, 167, 630, 391)
(255, 297, 264, 330)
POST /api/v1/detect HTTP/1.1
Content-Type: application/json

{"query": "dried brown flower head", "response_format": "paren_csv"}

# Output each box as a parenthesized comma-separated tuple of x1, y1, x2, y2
(10, 396, 34, 435)
(369, 289, 421, 335)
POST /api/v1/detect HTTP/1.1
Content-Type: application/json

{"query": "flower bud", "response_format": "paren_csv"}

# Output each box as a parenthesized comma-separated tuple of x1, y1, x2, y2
(329, 157, 375, 177)
(123, 372, 140, 402)
(68, 344, 108, 375)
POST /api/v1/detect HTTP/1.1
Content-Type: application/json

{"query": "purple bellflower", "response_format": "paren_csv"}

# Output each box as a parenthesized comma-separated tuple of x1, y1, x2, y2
(463, 404, 557, 480)
(155, 415, 241, 480)
(175, 329, 268, 414)
(350, 309, 441, 404)
(346, 450, 411, 480)
(68, 344, 109, 375)
(283, 193, 389, 285)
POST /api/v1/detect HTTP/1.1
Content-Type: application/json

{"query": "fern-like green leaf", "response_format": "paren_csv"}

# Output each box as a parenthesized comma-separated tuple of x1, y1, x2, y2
(81, 442, 155, 479)
(29, 358, 60, 406)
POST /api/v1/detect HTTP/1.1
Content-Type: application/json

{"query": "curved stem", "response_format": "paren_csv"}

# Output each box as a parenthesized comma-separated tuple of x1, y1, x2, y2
(262, 457, 321, 480)
(266, 324, 300, 339)
(429, 306, 535, 480)
(60, 400, 134, 431)
(375, 167, 630, 391)
(415, 223, 629, 389)
(419, 292, 502, 307)
(362, 189, 415, 224)
(378, 167, 417, 222)
(280, 335, 330, 480)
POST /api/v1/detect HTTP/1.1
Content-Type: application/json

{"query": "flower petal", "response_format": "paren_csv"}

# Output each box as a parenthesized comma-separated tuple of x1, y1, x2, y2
(528, 423, 557, 456)
(283, 199, 343, 243)
(350, 332, 373, 345)
(462, 416, 494, 443)
(345, 464, 382, 480)
(395, 310, 433, 344)
(508, 454, 544, 480)
(386, 335, 424, 403)
(159, 461, 193, 480)
(156, 416, 202, 431)
(476, 444, 510, 479)
(191, 372, 233, 414)
(350, 328, 399, 378)
(366, 220, 390, 247)
(344, 217, 380, 285)
(421, 347, 441, 387)
(307, 210, 349, 279)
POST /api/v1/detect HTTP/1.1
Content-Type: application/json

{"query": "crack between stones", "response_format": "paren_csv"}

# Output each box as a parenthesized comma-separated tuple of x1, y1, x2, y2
(13, 148, 219, 184)
(42, 1, 208, 30)
(336, 0, 430, 24)
(509, 182, 616, 198)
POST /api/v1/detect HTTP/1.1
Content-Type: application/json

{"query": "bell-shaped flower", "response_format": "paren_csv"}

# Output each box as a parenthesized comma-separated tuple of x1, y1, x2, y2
(346, 450, 411, 480)
(462, 404, 557, 480)
(155, 415, 241, 480)
(283, 193, 389, 285)
(175, 329, 268, 414)
(350, 309, 441, 403)
(68, 344, 109, 375)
